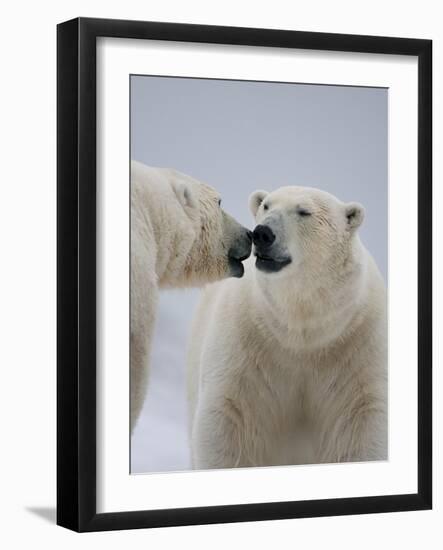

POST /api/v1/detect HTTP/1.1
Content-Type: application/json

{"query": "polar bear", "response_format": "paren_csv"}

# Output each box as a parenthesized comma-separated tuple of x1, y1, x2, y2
(131, 161, 251, 431)
(188, 185, 387, 468)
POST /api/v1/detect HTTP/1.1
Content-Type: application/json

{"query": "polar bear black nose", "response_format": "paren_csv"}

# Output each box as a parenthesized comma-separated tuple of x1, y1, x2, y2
(253, 225, 276, 248)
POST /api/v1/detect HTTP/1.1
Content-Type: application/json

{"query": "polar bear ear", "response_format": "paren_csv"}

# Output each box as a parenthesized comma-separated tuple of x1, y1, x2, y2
(173, 181, 197, 210)
(249, 190, 269, 217)
(345, 202, 365, 231)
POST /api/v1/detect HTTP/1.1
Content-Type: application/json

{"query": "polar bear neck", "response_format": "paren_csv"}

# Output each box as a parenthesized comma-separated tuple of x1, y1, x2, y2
(251, 239, 371, 353)
(142, 188, 199, 288)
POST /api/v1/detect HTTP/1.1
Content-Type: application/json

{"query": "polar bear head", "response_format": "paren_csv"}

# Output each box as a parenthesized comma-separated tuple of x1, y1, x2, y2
(249, 186, 364, 280)
(169, 175, 252, 285)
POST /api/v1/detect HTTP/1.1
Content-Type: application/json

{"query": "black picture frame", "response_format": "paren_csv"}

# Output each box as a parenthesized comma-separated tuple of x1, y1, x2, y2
(57, 17, 432, 532)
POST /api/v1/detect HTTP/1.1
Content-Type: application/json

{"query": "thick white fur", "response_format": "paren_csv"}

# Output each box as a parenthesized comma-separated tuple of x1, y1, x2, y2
(131, 161, 248, 431)
(188, 186, 387, 469)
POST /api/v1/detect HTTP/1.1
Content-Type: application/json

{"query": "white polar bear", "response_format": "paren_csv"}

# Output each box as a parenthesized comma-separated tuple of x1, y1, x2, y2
(188, 186, 387, 469)
(131, 161, 251, 431)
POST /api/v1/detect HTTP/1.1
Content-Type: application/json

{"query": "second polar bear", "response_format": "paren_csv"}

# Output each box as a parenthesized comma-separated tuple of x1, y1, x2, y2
(131, 161, 251, 431)
(188, 186, 387, 468)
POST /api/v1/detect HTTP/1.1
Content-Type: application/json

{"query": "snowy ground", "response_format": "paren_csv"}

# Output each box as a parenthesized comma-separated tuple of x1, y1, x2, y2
(130, 288, 200, 473)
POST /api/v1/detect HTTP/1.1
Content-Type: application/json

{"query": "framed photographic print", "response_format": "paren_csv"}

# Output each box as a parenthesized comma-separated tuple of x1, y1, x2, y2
(57, 17, 432, 532)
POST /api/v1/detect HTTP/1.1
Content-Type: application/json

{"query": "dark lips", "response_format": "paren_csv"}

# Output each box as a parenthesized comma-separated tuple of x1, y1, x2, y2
(255, 253, 292, 273)
(228, 252, 250, 278)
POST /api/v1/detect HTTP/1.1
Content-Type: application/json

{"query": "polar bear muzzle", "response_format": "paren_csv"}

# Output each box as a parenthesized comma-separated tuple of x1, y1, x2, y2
(252, 224, 292, 273)
(228, 229, 253, 278)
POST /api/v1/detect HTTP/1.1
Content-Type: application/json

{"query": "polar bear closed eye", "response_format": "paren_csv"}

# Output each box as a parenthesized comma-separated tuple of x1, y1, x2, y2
(188, 185, 386, 469)
(130, 161, 252, 431)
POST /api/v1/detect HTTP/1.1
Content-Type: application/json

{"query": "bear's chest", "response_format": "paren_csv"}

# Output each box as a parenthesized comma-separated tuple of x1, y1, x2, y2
(253, 349, 343, 460)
